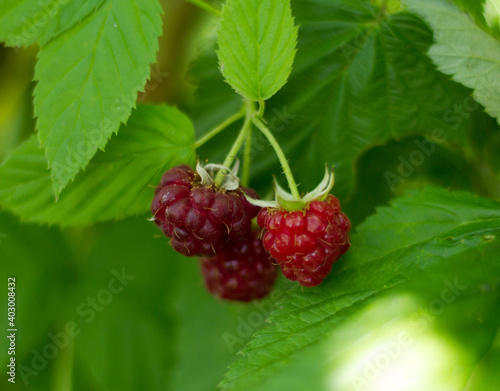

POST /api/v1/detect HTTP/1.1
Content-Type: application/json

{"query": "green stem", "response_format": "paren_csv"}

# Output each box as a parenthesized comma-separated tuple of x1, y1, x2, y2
(214, 115, 253, 186)
(252, 117, 300, 199)
(185, 0, 221, 17)
(52, 338, 74, 391)
(193, 108, 245, 149)
(242, 124, 253, 187)
(257, 100, 265, 118)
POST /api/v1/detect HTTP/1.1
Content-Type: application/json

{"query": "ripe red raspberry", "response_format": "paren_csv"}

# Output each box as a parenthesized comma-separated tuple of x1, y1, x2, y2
(151, 165, 260, 256)
(200, 231, 278, 302)
(257, 194, 351, 287)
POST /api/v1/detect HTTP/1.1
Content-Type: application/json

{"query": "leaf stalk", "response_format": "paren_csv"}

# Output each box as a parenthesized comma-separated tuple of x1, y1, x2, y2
(185, 0, 221, 17)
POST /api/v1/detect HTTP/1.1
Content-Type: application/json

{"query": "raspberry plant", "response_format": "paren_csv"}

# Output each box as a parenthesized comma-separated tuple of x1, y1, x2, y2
(1, 0, 500, 390)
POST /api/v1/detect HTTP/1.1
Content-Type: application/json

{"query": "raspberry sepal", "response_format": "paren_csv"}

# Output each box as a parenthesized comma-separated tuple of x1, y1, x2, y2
(245, 167, 335, 211)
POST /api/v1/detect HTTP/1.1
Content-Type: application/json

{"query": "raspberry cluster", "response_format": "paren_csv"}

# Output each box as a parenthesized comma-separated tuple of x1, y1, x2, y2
(152, 165, 351, 299)
(200, 231, 277, 302)
(151, 165, 260, 257)
(257, 195, 351, 287)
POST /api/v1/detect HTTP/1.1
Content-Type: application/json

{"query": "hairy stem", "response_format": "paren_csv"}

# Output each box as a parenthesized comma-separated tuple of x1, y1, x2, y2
(252, 117, 300, 199)
(194, 107, 245, 149)
(185, 0, 221, 17)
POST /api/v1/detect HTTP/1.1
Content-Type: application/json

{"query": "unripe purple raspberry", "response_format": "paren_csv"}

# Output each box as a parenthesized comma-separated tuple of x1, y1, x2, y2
(200, 231, 278, 302)
(152, 165, 260, 256)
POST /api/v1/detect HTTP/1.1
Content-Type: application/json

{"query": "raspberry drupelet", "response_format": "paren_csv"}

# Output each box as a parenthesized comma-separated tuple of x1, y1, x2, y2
(257, 194, 351, 287)
(200, 230, 277, 302)
(151, 165, 260, 256)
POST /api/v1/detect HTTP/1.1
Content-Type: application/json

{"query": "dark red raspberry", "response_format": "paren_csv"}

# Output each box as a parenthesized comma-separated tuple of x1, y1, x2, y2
(151, 165, 260, 256)
(200, 231, 278, 302)
(257, 194, 351, 287)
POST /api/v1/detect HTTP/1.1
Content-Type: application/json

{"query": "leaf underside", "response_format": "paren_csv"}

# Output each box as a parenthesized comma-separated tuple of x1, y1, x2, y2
(404, 0, 500, 125)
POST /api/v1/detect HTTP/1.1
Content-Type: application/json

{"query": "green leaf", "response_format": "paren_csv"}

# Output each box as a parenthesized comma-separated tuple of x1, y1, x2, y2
(448, 0, 494, 36)
(0, 104, 195, 226)
(217, 0, 298, 101)
(464, 331, 500, 391)
(220, 186, 500, 390)
(193, 0, 473, 199)
(0, 0, 105, 47)
(404, 0, 500, 125)
(484, 0, 500, 31)
(34, 0, 163, 195)
(346, 136, 478, 226)
(223, 246, 500, 391)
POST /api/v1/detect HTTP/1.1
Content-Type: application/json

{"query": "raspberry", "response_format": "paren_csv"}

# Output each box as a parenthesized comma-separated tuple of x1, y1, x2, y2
(200, 231, 278, 302)
(151, 165, 260, 256)
(257, 194, 351, 287)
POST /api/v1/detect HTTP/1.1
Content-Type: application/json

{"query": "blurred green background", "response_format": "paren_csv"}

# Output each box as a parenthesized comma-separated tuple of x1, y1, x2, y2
(1, 0, 500, 390)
